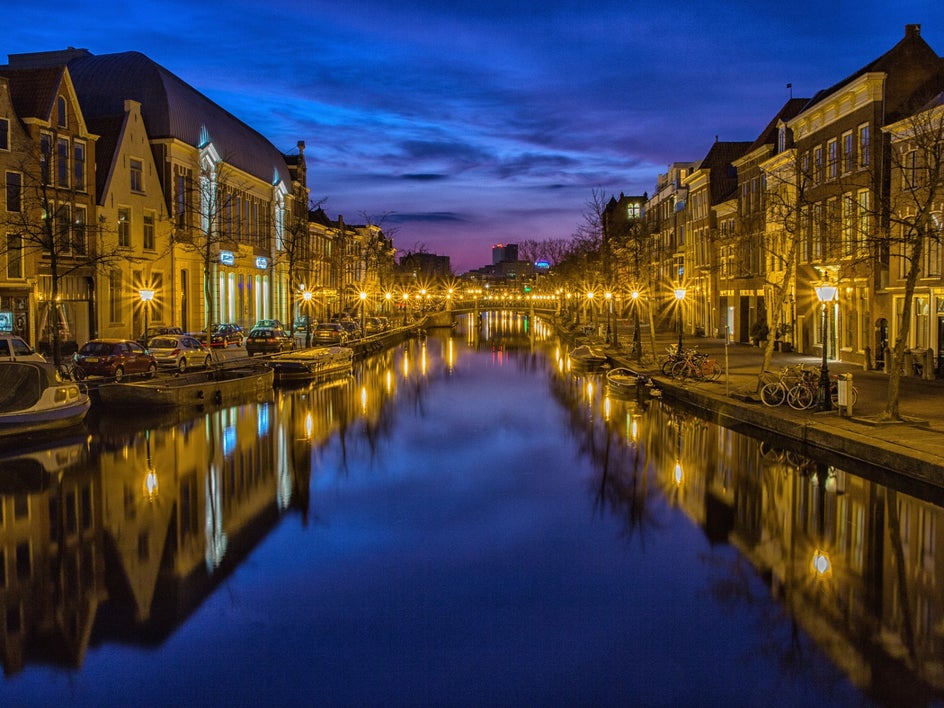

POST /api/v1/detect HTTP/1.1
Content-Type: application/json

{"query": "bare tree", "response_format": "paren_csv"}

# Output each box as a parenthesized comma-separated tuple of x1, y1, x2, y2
(880, 99, 944, 420)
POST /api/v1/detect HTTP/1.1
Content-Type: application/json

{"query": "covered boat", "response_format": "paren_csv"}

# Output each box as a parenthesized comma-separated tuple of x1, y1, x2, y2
(270, 346, 354, 383)
(0, 361, 90, 434)
(568, 344, 608, 369)
(96, 364, 273, 408)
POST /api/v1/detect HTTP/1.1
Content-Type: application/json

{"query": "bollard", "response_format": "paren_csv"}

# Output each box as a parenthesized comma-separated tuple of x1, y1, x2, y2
(837, 373, 853, 417)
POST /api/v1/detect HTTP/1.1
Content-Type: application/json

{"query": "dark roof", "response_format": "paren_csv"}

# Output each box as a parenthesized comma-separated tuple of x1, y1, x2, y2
(0, 66, 64, 122)
(12, 49, 292, 187)
(698, 140, 752, 204)
(805, 24, 944, 122)
(747, 97, 809, 153)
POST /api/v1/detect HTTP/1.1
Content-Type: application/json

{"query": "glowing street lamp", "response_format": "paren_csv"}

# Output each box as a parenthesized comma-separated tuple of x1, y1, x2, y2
(302, 289, 313, 347)
(139, 288, 155, 344)
(630, 290, 641, 360)
(815, 282, 838, 411)
(604, 291, 613, 345)
(359, 290, 367, 334)
(674, 287, 686, 354)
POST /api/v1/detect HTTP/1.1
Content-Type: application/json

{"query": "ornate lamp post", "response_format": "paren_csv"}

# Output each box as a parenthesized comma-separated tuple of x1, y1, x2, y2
(359, 290, 367, 334)
(815, 283, 838, 411)
(604, 291, 613, 345)
(674, 287, 686, 354)
(630, 290, 641, 360)
(139, 288, 155, 344)
(302, 289, 313, 347)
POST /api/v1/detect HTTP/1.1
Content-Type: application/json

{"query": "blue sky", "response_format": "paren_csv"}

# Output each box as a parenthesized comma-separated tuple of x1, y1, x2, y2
(7, 1, 944, 272)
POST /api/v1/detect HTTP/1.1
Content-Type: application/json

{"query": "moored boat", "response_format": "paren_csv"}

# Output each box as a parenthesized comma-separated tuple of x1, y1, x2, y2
(0, 361, 90, 434)
(270, 346, 354, 383)
(568, 344, 608, 369)
(96, 364, 273, 408)
(606, 367, 639, 397)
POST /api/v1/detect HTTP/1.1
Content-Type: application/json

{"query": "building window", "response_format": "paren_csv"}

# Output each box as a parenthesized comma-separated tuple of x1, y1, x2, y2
(0, 117, 8, 151)
(56, 137, 69, 188)
(5, 171, 21, 212)
(842, 131, 854, 174)
(143, 212, 155, 250)
(176, 173, 187, 228)
(6, 234, 22, 279)
(118, 207, 131, 248)
(57, 203, 72, 254)
(40, 133, 52, 184)
(627, 202, 640, 219)
(827, 139, 838, 180)
(57, 96, 67, 127)
(903, 150, 919, 189)
(813, 146, 823, 183)
(130, 158, 143, 192)
(858, 124, 870, 167)
(856, 189, 870, 256)
(74, 205, 87, 255)
(109, 269, 122, 323)
(74, 141, 86, 191)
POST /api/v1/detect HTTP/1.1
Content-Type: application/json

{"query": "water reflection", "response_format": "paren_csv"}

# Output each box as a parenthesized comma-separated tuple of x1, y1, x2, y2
(0, 312, 941, 704)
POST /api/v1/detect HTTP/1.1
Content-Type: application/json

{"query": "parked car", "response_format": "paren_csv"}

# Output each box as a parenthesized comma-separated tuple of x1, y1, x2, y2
(339, 320, 361, 339)
(311, 322, 349, 346)
(364, 317, 388, 335)
(72, 339, 157, 381)
(246, 326, 295, 356)
(193, 323, 244, 348)
(0, 335, 46, 362)
(138, 326, 183, 346)
(147, 334, 212, 372)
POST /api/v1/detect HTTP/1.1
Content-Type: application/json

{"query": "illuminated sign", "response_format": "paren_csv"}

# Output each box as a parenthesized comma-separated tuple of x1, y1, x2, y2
(255, 257, 268, 269)
(535, 260, 550, 270)
(220, 251, 235, 266)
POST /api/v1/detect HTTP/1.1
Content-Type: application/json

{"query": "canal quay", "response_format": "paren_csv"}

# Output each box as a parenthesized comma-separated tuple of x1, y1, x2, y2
(2, 310, 944, 706)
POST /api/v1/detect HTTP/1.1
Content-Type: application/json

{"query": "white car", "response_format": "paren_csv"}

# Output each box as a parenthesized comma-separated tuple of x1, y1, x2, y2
(0, 335, 46, 362)
(147, 334, 212, 372)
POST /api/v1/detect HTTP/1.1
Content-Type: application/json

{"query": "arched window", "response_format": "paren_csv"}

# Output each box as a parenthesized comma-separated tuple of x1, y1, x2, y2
(57, 96, 67, 127)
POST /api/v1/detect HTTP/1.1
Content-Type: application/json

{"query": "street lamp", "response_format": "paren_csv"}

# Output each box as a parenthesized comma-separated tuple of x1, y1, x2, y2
(630, 290, 641, 360)
(815, 282, 838, 411)
(302, 289, 313, 347)
(674, 287, 686, 354)
(604, 291, 613, 344)
(139, 288, 155, 344)
(359, 290, 367, 334)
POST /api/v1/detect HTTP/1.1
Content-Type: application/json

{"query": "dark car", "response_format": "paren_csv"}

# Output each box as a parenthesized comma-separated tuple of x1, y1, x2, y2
(311, 322, 349, 346)
(338, 320, 361, 339)
(246, 327, 295, 356)
(73, 339, 157, 381)
(194, 323, 244, 348)
(254, 319, 283, 329)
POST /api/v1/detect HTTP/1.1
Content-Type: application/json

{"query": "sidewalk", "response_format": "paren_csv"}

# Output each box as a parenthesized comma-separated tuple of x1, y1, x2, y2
(594, 330, 944, 487)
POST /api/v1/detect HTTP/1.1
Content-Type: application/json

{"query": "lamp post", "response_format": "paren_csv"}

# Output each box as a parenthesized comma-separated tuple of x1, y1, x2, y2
(359, 291, 367, 334)
(139, 288, 155, 344)
(815, 283, 838, 411)
(674, 287, 686, 354)
(302, 289, 313, 347)
(604, 291, 613, 344)
(630, 290, 641, 361)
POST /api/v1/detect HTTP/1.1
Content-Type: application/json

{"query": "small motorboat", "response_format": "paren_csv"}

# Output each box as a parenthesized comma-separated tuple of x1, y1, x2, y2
(0, 361, 90, 434)
(569, 345, 608, 368)
(606, 367, 639, 396)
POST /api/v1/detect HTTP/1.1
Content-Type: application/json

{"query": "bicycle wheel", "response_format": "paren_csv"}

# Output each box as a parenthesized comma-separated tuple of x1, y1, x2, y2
(831, 384, 860, 407)
(760, 382, 786, 407)
(670, 359, 688, 379)
(707, 361, 723, 381)
(661, 358, 676, 376)
(787, 384, 815, 410)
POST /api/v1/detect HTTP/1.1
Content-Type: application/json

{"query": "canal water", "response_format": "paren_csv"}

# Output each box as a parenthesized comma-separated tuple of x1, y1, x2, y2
(0, 311, 939, 706)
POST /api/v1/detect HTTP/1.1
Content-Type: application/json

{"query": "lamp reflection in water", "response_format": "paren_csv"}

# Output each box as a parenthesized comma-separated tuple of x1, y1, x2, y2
(143, 429, 158, 502)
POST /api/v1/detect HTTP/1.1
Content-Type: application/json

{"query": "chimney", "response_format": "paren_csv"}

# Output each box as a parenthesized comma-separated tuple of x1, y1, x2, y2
(905, 24, 921, 39)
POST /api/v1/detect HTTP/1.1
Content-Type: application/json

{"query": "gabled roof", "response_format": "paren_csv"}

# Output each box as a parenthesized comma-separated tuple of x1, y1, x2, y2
(0, 65, 64, 122)
(696, 140, 752, 204)
(9, 49, 292, 188)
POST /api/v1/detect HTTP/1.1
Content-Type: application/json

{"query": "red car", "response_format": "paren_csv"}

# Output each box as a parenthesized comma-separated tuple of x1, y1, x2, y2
(73, 339, 157, 381)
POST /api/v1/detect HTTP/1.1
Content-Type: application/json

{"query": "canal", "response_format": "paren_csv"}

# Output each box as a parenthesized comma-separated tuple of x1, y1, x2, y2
(0, 311, 939, 706)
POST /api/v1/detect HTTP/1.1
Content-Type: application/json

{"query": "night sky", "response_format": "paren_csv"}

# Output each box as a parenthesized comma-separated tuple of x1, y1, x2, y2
(7, 1, 944, 272)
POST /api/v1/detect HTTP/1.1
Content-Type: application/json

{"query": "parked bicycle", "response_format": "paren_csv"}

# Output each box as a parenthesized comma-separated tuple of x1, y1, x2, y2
(759, 364, 858, 410)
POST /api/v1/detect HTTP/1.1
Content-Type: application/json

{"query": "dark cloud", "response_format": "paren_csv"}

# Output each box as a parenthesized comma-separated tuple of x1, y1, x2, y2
(7, 0, 944, 272)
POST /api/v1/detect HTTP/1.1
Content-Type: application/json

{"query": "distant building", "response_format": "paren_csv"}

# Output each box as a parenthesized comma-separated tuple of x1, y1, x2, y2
(398, 251, 451, 280)
(492, 243, 518, 264)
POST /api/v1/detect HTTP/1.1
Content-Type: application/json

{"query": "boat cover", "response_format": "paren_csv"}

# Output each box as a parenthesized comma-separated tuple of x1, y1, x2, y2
(0, 362, 48, 412)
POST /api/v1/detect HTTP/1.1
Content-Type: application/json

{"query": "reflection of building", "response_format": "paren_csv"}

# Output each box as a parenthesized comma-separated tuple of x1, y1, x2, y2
(0, 438, 101, 675)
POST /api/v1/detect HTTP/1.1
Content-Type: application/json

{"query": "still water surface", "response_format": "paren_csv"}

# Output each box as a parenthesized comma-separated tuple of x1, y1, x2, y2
(0, 312, 940, 706)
